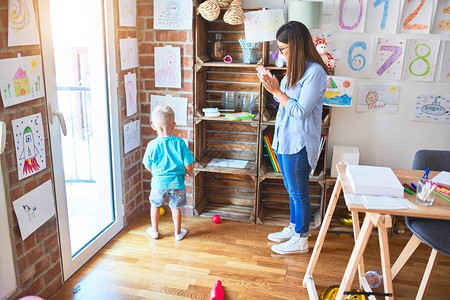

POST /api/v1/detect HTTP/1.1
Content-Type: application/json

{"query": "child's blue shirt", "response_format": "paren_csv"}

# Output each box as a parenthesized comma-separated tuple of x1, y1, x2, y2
(142, 136, 194, 189)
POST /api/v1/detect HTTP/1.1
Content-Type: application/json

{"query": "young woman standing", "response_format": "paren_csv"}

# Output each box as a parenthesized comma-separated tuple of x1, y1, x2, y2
(257, 21, 328, 255)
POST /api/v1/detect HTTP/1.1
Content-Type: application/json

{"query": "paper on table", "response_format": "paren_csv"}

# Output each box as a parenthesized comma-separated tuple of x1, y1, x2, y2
(432, 171, 450, 186)
(362, 195, 418, 210)
(344, 193, 364, 206)
(207, 158, 248, 169)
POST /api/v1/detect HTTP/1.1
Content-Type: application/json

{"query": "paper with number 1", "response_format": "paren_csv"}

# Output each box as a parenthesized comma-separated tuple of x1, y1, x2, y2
(403, 39, 440, 82)
(373, 38, 406, 80)
(365, 0, 401, 34)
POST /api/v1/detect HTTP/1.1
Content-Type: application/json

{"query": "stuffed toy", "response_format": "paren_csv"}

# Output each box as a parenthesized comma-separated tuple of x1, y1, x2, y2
(314, 37, 336, 71)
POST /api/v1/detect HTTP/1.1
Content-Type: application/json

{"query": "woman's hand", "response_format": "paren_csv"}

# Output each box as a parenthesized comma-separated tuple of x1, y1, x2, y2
(257, 66, 280, 94)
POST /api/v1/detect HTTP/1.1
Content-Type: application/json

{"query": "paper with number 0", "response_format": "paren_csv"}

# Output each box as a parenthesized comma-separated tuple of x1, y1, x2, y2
(337, 0, 368, 33)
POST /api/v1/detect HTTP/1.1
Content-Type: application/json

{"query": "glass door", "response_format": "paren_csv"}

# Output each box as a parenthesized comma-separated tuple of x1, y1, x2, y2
(39, 0, 123, 279)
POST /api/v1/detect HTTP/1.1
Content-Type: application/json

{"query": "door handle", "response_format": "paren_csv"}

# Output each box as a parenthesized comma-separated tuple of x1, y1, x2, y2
(48, 102, 67, 136)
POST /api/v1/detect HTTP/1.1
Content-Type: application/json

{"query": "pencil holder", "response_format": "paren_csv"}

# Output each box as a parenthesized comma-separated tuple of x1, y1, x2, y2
(242, 48, 262, 64)
(416, 179, 435, 206)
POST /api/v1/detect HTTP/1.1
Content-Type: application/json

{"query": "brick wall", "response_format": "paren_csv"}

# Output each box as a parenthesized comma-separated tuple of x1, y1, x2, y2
(137, 1, 195, 216)
(117, 4, 144, 227)
(0, 0, 62, 298)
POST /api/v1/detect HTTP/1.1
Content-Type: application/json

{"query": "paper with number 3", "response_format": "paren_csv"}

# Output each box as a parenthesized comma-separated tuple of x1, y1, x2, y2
(373, 38, 406, 80)
(403, 39, 440, 82)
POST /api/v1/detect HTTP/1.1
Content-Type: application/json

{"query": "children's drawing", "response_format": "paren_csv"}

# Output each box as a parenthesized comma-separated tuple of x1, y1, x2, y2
(155, 46, 181, 88)
(403, 39, 440, 82)
(12, 180, 55, 240)
(365, 0, 401, 33)
(336, 36, 375, 78)
(151, 94, 187, 126)
(439, 41, 450, 82)
(413, 94, 450, 124)
(12, 113, 47, 181)
(244, 9, 285, 43)
(373, 38, 406, 80)
(324, 76, 355, 107)
(337, 0, 368, 33)
(432, 0, 450, 33)
(0, 55, 44, 107)
(119, 38, 139, 70)
(154, 0, 193, 30)
(124, 73, 137, 117)
(357, 85, 400, 113)
(124, 120, 140, 154)
(8, 0, 40, 46)
(400, 0, 433, 34)
(119, 0, 136, 27)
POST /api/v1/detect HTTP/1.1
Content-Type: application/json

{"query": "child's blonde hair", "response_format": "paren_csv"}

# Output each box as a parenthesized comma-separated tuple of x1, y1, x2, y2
(152, 105, 175, 127)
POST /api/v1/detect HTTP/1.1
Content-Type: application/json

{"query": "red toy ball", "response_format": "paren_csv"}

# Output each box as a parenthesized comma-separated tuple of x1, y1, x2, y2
(212, 215, 221, 224)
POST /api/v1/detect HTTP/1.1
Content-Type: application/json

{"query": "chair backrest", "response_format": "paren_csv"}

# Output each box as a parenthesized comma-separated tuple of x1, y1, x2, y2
(412, 150, 450, 172)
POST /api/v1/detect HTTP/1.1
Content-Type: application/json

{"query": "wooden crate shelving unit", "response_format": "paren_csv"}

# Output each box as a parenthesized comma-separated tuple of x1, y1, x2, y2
(194, 5, 332, 225)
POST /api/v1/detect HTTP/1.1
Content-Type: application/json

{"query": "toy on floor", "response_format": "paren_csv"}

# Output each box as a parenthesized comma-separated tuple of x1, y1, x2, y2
(160, 207, 165, 216)
(212, 214, 221, 224)
(209, 280, 224, 300)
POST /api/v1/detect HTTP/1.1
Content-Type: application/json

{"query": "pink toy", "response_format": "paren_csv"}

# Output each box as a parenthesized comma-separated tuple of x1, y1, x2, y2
(209, 280, 224, 300)
(314, 37, 336, 71)
(212, 215, 221, 224)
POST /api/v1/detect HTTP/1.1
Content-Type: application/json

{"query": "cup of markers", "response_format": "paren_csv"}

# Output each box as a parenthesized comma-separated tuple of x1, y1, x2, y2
(415, 179, 435, 206)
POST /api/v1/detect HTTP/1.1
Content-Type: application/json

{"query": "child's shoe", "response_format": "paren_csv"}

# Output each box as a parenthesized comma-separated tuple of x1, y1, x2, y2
(271, 236, 309, 255)
(175, 228, 187, 241)
(267, 226, 295, 242)
(146, 226, 159, 239)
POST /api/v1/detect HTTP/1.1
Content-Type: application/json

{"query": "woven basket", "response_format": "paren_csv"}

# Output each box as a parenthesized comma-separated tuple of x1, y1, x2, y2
(199, 0, 220, 21)
(218, 0, 232, 8)
(223, 0, 244, 25)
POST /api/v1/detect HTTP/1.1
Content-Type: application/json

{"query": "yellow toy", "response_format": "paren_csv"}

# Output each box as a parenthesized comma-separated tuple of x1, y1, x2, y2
(159, 207, 165, 216)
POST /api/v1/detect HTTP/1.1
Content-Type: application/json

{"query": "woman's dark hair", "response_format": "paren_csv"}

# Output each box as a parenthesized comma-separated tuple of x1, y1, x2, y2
(276, 21, 327, 89)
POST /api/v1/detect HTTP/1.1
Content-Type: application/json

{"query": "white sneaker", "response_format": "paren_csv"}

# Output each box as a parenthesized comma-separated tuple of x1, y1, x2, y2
(146, 226, 159, 239)
(268, 226, 295, 242)
(175, 229, 187, 241)
(271, 236, 309, 255)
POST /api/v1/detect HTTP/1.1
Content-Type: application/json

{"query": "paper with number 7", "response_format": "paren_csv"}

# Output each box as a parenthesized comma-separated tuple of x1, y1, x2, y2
(403, 39, 440, 82)
(373, 38, 406, 80)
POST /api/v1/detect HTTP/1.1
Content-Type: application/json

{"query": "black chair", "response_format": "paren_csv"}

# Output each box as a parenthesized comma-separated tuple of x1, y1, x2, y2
(391, 150, 450, 299)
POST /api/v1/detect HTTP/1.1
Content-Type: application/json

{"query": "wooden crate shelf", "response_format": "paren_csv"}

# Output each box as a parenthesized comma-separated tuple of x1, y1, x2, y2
(195, 66, 261, 120)
(194, 171, 257, 222)
(256, 178, 324, 229)
(195, 8, 264, 65)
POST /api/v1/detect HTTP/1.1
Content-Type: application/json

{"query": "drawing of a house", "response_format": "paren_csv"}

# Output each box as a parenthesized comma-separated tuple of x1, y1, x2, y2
(13, 67, 31, 97)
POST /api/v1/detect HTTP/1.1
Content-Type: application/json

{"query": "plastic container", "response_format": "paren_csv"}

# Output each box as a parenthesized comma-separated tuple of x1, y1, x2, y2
(365, 268, 383, 289)
(416, 179, 435, 206)
(242, 48, 262, 64)
(221, 91, 237, 110)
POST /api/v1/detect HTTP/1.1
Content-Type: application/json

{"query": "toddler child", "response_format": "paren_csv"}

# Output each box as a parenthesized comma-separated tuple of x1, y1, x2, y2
(142, 105, 194, 240)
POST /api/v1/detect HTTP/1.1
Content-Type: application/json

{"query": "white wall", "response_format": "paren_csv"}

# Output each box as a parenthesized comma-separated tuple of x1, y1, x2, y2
(242, 0, 450, 169)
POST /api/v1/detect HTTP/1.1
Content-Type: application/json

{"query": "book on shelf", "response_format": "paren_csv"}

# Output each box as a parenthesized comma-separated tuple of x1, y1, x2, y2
(262, 132, 280, 173)
(310, 134, 327, 176)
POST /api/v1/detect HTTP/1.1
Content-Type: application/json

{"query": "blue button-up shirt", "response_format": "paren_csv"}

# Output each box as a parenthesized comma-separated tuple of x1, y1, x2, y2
(272, 61, 327, 170)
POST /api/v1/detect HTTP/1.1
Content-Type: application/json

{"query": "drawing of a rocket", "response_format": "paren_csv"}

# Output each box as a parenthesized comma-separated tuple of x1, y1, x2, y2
(19, 126, 41, 175)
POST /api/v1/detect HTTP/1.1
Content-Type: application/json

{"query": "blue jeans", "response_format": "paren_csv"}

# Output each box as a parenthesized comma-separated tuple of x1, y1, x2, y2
(277, 147, 311, 237)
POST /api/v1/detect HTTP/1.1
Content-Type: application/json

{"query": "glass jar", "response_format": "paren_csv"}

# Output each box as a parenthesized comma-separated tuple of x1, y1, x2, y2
(211, 33, 226, 61)
(416, 179, 435, 206)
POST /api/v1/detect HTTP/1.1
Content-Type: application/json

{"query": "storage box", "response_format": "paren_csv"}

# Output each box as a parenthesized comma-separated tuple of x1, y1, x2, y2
(331, 146, 360, 178)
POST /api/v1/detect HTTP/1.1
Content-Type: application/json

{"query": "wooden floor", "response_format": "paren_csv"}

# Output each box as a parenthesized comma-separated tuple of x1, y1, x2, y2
(50, 213, 450, 299)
